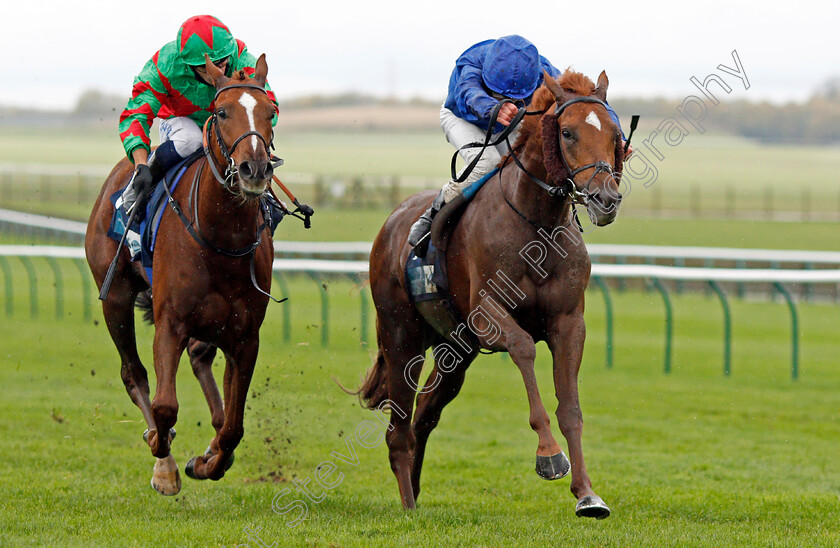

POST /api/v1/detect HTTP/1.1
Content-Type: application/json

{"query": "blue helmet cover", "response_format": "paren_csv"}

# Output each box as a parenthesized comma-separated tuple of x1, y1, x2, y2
(482, 35, 541, 99)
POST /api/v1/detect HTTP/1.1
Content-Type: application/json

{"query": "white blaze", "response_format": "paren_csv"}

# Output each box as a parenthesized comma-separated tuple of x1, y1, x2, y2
(585, 110, 601, 131)
(238, 92, 259, 150)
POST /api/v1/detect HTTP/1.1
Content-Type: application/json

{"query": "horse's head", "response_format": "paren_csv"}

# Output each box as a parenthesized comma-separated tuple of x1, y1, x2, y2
(204, 54, 276, 199)
(540, 70, 624, 226)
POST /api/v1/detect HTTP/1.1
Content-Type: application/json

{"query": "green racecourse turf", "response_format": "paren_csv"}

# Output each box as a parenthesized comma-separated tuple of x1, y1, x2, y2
(1, 257, 840, 546)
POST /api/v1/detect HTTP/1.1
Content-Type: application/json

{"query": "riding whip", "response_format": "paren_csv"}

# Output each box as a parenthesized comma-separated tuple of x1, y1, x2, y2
(271, 170, 314, 229)
(623, 115, 640, 154)
(99, 197, 142, 301)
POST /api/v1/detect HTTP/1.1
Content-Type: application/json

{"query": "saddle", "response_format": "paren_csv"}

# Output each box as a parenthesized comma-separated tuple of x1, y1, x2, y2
(406, 168, 499, 342)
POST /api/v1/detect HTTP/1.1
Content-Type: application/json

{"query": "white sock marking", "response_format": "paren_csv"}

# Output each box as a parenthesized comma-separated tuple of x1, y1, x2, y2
(238, 92, 259, 150)
(585, 110, 601, 131)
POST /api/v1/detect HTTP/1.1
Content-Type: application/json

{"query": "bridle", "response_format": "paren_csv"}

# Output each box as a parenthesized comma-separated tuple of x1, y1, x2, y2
(161, 81, 285, 303)
(202, 83, 281, 191)
(507, 96, 618, 206)
(548, 96, 618, 205)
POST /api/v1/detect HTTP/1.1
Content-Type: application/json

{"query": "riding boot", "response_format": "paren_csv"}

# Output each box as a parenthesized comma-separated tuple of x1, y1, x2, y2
(408, 189, 446, 258)
(135, 151, 166, 213)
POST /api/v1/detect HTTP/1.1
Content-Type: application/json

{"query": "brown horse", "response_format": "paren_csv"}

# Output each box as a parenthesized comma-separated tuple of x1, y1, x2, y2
(85, 55, 277, 495)
(360, 70, 625, 518)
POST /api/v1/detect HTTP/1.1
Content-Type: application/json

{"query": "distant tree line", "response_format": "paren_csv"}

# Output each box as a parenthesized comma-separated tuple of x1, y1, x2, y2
(610, 75, 840, 145)
(1, 76, 838, 145)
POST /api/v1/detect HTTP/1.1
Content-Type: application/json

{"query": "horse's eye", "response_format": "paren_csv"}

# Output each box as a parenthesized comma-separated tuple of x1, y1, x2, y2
(561, 129, 572, 140)
(217, 108, 227, 119)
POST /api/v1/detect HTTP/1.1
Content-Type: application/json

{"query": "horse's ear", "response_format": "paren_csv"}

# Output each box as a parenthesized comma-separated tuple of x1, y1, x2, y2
(253, 54, 268, 87)
(543, 69, 564, 101)
(594, 70, 609, 102)
(205, 54, 228, 88)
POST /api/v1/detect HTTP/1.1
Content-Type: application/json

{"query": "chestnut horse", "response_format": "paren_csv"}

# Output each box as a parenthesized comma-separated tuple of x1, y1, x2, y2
(360, 70, 625, 518)
(86, 55, 277, 495)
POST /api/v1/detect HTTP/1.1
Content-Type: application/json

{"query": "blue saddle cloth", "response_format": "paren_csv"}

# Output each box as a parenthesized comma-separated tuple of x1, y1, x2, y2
(106, 153, 200, 285)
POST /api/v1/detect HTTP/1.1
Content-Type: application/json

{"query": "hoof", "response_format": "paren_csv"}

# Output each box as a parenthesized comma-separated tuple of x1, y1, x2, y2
(143, 427, 176, 444)
(150, 454, 181, 496)
(535, 452, 570, 480)
(575, 494, 611, 519)
(185, 456, 200, 480)
(186, 449, 235, 479)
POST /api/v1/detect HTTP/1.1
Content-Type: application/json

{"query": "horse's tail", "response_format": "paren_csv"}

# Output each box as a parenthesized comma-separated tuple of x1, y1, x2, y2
(357, 338, 390, 410)
(134, 290, 155, 325)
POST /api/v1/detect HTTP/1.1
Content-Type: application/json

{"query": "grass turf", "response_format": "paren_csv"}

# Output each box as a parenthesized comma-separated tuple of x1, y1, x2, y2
(1, 267, 838, 546)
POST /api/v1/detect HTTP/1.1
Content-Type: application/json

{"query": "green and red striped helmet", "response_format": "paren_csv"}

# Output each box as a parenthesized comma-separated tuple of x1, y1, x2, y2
(176, 15, 237, 66)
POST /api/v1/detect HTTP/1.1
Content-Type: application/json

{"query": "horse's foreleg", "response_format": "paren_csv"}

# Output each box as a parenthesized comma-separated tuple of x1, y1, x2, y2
(494, 318, 567, 480)
(547, 311, 610, 519)
(148, 320, 187, 458)
(186, 341, 257, 481)
(146, 318, 188, 496)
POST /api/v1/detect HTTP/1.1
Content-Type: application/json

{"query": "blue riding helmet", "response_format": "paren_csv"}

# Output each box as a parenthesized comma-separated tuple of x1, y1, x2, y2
(482, 35, 542, 99)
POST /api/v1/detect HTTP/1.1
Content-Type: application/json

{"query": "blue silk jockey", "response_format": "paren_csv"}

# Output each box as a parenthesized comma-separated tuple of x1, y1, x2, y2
(408, 35, 624, 256)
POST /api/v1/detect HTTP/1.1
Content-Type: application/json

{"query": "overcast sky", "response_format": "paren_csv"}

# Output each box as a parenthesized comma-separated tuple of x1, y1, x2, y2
(4, 0, 837, 110)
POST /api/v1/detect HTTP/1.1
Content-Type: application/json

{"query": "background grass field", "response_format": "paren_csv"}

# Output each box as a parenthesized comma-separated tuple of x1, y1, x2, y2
(2, 125, 840, 222)
(1, 119, 839, 546)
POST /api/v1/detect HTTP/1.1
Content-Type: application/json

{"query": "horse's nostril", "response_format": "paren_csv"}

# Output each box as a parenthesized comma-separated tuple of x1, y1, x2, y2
(239, 161, 254, 179)
(263, 162, 273, 180)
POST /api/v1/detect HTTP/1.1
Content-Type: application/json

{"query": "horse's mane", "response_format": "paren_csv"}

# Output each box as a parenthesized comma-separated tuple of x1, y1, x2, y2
(511, 69, 597, 150)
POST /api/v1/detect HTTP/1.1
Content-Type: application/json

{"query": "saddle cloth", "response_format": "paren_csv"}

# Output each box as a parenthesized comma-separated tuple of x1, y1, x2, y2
(405, 167, 499, 340)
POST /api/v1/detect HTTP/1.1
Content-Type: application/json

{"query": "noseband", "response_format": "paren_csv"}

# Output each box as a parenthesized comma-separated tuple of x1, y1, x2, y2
(203, 83, 277, 190)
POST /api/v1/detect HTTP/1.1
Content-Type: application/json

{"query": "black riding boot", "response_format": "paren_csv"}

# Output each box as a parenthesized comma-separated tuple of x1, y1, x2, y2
(408, 190, 446, 258)
(136, 151, 166, 211)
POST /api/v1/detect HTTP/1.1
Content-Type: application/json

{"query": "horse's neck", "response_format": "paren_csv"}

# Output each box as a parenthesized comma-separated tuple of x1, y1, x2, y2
(193, 162, 261, 249)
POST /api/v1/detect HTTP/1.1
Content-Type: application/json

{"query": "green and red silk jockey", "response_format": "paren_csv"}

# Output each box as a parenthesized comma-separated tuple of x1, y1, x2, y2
(116, 14, 279, 244)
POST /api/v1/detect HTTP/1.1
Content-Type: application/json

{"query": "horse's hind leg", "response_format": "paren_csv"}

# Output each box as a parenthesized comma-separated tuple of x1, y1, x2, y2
(187, 340, 225, 435)
(101, 288, 156, 433)
(410, 345, 475, 499)
(547, 311, 610, 519)
(379, 320, 426, 509)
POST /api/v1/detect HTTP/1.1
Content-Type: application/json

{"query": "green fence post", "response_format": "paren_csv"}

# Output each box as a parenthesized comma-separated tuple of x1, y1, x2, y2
(674, 257, 685, 295)
(803, 262, 814, 302)
(650, 278, 673, 374)
(0, 256, 12, 317)
(307, 272, 329, 348)
(19, 256, 38, 319)
(73, 259, 93, 322)
(592, 276, 614, 369)
(707, 280, 732, 376)
(735, 260, 746, 299)
(773, 282, 799, 381)
(271, 271, 291, 343)
(45, 257, 64, 320)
